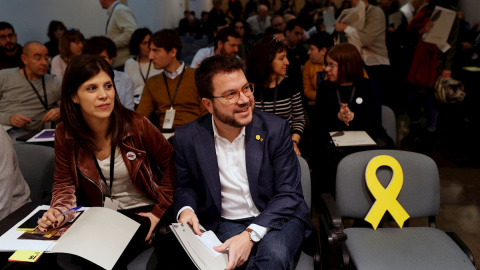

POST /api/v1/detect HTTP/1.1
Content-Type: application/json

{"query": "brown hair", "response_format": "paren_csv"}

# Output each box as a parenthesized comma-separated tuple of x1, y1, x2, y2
(59, 29, 85, 63)
(326, 43, 364, 85)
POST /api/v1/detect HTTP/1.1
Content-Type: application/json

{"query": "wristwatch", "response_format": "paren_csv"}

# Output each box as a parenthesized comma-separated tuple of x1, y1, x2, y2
(245, 228, 261, 244)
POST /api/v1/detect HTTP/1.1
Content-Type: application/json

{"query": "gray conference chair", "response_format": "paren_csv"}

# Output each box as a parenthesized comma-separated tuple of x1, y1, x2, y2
(381, 105, 396, 145)
(319, 150, 475, 270)
(13, 143, 55, 204)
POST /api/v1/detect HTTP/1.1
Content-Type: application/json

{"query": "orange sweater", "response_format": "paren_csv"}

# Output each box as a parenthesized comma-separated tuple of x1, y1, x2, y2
(303, 60, 325, 106)
(136, 67, 207, 130)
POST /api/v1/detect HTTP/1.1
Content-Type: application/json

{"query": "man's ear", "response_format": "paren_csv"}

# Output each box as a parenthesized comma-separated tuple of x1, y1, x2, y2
(202, 98, 214, 114)
(21, 54, 28, 66)
(169, 48, 178, 59)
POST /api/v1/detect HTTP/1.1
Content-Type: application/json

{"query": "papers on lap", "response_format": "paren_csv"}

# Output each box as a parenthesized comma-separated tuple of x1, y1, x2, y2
(170, 223, 228, 270)
(26, 129, 55, 142)
(329, 130, 376, 147)
(0, 205, 139, 270)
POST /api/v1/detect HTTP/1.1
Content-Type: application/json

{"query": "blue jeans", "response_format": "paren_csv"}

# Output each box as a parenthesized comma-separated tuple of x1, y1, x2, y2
(215, 216, 305, 270)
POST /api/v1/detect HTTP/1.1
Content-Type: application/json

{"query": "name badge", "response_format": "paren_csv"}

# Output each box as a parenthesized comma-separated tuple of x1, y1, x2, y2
(163, 108, 176, 130)
(104, 197, 119, 211)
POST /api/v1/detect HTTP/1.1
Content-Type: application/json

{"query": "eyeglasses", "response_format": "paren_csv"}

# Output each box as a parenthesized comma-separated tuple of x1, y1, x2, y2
(0, 33, 15, 41)
(325, 62, 338, 70)
(211, 83, 254, 104)
(30, 55, 52, 62)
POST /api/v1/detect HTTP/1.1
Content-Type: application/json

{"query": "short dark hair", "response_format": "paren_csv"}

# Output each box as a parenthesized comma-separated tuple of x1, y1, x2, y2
(306, 32, 333, 51)
(61, 54, 133, 153)
(246, 37, 287, 89)
(195, 55, 245, 98)
(327, 43, 364, 85)
(59, 29, 85, 63)
(284, 19, 303, 33)
(214, 27, 241, 49)
(83, 36, 117, 59)
(129, 28, 152, 56)
(264, 27, 283, 38)
(0, 22, 14, 32)
(149, 29, 182, 60)
(47, 21, 66, 41)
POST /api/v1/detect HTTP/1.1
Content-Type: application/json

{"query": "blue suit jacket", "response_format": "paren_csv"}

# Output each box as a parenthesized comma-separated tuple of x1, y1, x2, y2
(173, 110, 312, 239)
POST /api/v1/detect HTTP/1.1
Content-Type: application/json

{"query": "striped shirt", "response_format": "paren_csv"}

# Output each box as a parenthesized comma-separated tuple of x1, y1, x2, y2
(254, 77, 305, 135)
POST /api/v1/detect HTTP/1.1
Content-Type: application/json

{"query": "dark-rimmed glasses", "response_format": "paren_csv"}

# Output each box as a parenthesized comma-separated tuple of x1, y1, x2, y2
(211, 83, 254, 104)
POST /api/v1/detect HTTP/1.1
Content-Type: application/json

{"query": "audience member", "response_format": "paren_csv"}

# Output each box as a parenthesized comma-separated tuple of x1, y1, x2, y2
(228, 0, 243, 21)
(0, 42, 62, 140)
(44, 20, 66, 58)
(247, 37, 306, 155)
(284, 12, 297, 24)
(400, 0, 426, 23)
(99, 0, 138, 70)
(174, 55, 312, 269)
(304, 32, 334, 107)
(285, 19, 308, 89)
(37, 54, 175, 267)
(136, 29, 207, 132)
(178, 10, 191, 36)
(0, 22, 23, 70)
(206, 0, 226, 39)
(51, 29, 85, 78)
(298, 0, 323, 31)
(190, 27, 241, 68)
(335, 0, 391, 107)
(313, 43, 393, 195)
(83, 36, 135, 111)
(0, 127, 31, 221)
(124, 28, 162, 105)
(264, 28, 287, 43)
(271, 14, 287, 32)
(246, 4, 272, 36)
(231, 19, 256, 59)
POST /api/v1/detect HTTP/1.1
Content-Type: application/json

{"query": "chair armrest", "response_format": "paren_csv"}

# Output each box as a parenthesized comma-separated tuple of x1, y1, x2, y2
(446, 232, 476, 266)
(319, 193, 347, 244)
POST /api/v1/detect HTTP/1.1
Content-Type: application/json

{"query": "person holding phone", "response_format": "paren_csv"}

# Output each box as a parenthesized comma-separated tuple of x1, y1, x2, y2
(37, 54, 175, 266)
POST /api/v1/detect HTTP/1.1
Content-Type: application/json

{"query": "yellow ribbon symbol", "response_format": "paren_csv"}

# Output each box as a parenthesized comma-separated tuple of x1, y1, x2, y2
(364, 155, 410, 230)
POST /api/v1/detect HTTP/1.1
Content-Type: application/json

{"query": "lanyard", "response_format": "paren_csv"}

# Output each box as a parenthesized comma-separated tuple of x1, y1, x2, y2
(105, 2, 120, 34)
(260, 79, 278, 115)
(23, 69, 48, 111)
(93, 144, 116, 199)
(336, 85, 356, 108)
(138, 57, 152, 83)
(162, 65, 186, 108)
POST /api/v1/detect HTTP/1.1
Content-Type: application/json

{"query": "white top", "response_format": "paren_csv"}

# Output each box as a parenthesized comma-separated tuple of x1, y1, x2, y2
(246, 15, 271, 36)
(50, 55, 67, 78)
(124, 58, 162, 100)
(97, 146, 155, 209)
(190, 47, 215, 69)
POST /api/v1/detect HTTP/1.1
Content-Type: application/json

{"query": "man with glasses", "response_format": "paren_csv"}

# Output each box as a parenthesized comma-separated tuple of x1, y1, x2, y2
(0, 22, 22, 70)
(173, 55, 311, 269)
(0, 41, 62, 140)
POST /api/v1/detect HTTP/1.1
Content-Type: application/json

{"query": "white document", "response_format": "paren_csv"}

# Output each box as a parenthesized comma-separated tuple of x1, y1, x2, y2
(0, 206, 139, 270)
(170, 223, 228, 270)
(324, 6, 336, 34)
(26, 129, 55, 142)
(329, 131, 376, 147)
(423, 6, 456, 52)
(196, 231, 224, 257)
(388, 11, 403, 30)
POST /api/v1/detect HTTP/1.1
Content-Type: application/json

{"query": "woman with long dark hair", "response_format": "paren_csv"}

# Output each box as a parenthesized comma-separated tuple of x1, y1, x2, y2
(246, 37, 305, 155)
(38, 54, 175, 266)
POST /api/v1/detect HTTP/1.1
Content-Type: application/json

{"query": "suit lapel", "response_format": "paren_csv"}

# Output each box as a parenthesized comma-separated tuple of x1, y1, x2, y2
(193, 115, 222, 214)
(245, 112, 265, 201)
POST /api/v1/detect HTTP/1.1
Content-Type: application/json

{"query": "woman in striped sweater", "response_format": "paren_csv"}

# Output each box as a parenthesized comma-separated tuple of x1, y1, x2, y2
(247, 37, 306, 155)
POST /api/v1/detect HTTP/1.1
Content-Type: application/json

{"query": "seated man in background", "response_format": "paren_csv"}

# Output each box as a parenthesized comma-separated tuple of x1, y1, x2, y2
(0, 22, 23, 70)
(83, 36, 135, 111)
(190, 27, 241, 68)
(0, 127, 30, 221)
(174, 55, 312, 269)
(0, 41, 62, 140)
(136, 29, 207, 133)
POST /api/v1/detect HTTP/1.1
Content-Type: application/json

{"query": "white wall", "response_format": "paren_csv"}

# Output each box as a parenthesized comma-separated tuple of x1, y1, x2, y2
(0, 0, 190, 46)
(459, 0, 480, 26)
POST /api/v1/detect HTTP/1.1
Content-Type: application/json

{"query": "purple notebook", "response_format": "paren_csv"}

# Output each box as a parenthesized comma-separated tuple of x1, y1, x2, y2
(35, 130, 55, 138)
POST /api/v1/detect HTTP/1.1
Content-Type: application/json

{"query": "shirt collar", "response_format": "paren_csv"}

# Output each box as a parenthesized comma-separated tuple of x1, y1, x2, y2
(212, 116, 245, 142)
(107, 1, 119, 16)
(164, 61, 185, 79)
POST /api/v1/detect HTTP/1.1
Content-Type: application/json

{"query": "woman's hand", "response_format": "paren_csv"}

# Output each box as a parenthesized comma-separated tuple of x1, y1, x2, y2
(338, 103, 354, 126)
(37, 208, 65, 232)
(137, 212, 160, 244)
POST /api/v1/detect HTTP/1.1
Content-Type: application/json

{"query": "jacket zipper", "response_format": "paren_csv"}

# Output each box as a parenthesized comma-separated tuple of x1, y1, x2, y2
(78, 164, 104, 204)
(129, 137, 158, 198)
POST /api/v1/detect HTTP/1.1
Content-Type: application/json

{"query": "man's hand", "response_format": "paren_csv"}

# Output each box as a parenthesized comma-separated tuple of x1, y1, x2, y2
(43, 108, 60, 122)
(213, 231, 254, 270)
(178, 208, 202, 236)
(335, 23, 348, 32)
(137, 212, 160, 244)
(9, 114, 32, 128)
